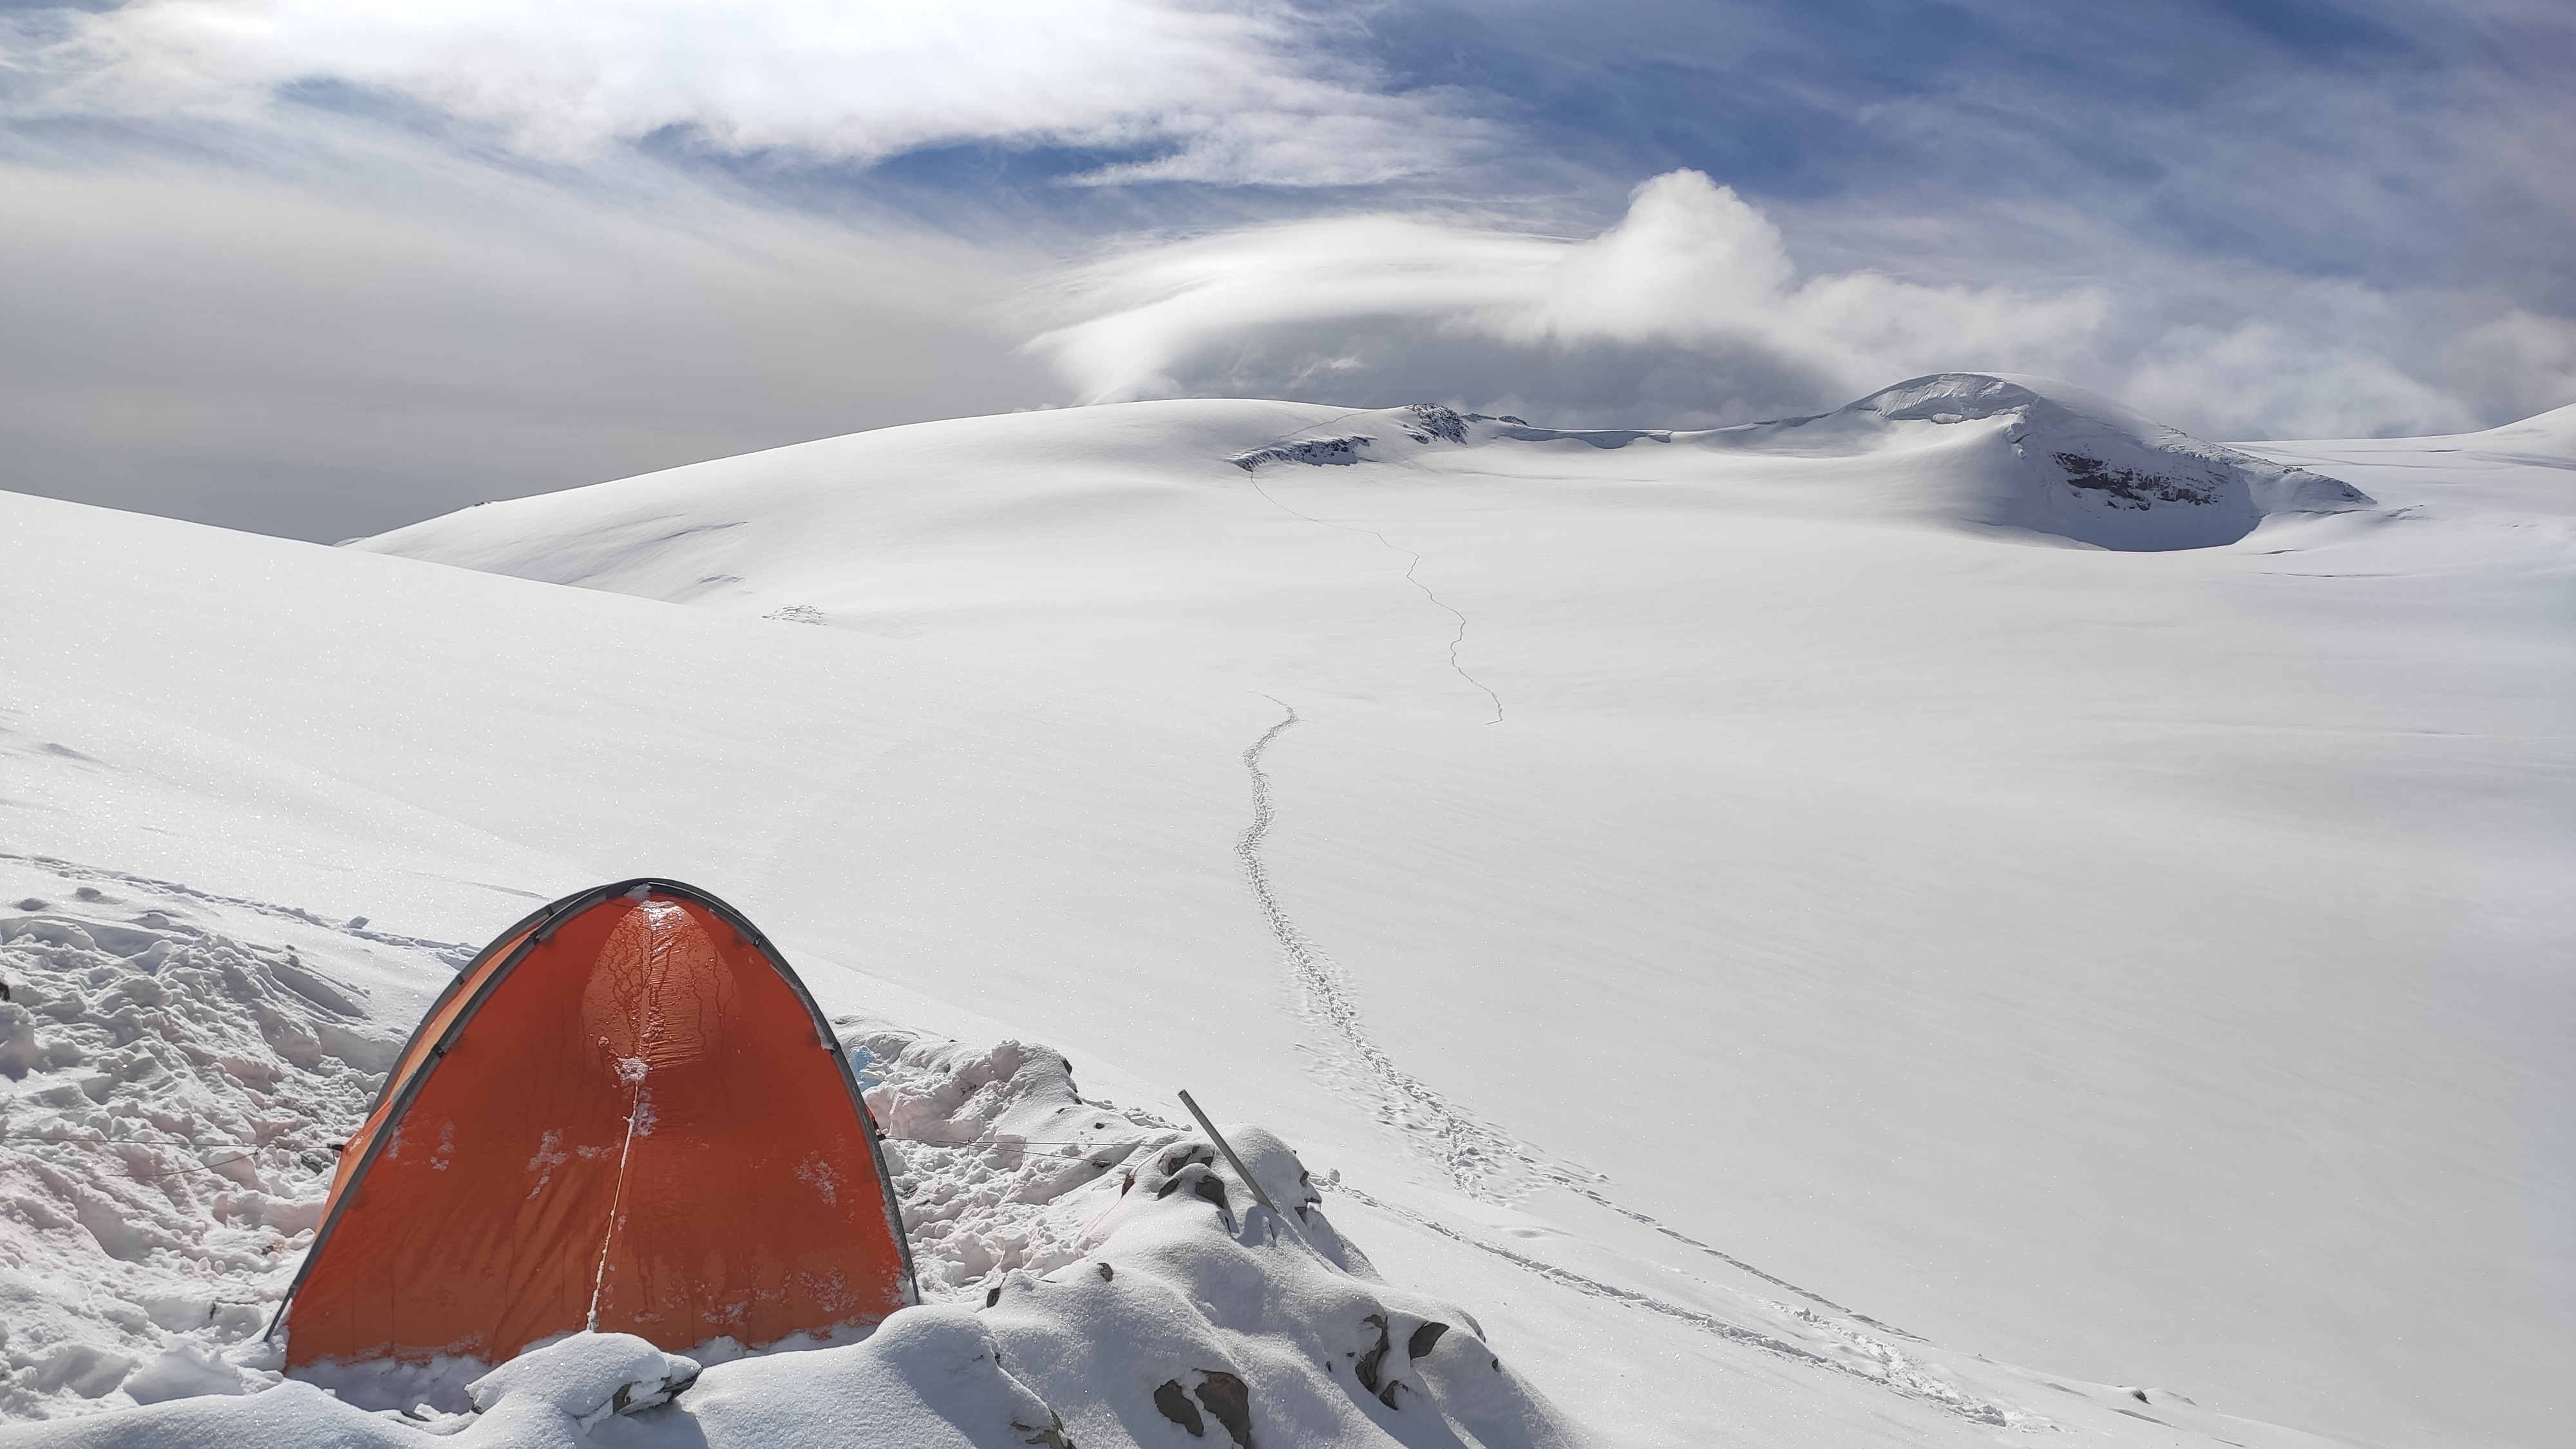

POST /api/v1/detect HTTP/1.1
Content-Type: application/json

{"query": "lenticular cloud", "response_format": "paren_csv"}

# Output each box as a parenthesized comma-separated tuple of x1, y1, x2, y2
(1027, 171, 2114, 426)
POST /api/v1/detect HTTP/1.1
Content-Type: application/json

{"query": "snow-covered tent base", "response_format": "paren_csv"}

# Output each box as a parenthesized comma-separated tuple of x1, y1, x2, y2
(15, 1030, 1586, 1448)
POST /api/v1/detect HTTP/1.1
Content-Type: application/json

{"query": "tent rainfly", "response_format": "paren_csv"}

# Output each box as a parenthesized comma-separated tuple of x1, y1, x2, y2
(273, 880, 917, 1368)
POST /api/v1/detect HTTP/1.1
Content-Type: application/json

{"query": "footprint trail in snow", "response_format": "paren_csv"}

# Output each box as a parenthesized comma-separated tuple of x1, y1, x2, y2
(1242, 476, 1504, 725)
(1234, 697, 1552, 1202)
(1234, 700, 1930, 1356)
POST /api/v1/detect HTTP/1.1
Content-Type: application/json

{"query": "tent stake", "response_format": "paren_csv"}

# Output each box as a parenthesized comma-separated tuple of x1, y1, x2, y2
(1178, 1090, 1284, 1219)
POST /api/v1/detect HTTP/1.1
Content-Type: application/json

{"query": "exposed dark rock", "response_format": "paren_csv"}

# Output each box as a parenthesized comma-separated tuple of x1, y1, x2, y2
(1229, 437, 1372, 470)
(1154, 1379, 1205, 1436)
(1353, 1313, 1391, 1399)
(2053, 452, 2219, 508)
(1194, 1370, 1254, 1449)
(1401, 404, 1469, 444)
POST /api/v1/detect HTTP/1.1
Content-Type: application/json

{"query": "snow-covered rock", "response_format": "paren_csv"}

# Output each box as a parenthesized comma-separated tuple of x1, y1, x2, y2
(1222, 376, 2376, 550)
(1757, 372, 2375, 549)
(464, 1332, 696, 1425)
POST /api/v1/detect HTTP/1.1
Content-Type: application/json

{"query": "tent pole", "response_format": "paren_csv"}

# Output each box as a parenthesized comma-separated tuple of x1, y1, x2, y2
(1177, 1090, 1284, 1218)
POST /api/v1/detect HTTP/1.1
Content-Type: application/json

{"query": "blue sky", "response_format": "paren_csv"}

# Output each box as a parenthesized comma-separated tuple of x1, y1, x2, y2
(3, 0, 2568, 539)
(1374, 1, 2568, 292)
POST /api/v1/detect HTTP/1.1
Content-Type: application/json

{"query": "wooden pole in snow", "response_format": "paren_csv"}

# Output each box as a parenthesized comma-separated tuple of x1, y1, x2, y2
(1178, 1090, 1285, 1219)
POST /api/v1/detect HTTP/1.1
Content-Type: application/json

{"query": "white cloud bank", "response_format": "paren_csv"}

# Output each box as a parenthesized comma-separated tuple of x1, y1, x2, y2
(33, 0, 1487, 185)
(0, 148, 1057, 542)
(1030, 171, 2576, 439)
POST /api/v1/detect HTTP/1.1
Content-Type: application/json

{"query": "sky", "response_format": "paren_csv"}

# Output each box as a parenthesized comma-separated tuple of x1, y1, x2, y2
(3, 0, 2571, 541)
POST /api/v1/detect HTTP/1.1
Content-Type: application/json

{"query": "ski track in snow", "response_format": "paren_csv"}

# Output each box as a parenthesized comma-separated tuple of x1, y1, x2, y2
(1242, 476, 1504, 725)
(1336, 1183, 2036, 1428)
(1562, 1186, 1915, 1334)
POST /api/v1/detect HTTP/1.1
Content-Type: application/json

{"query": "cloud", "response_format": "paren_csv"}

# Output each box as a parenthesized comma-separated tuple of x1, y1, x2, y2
(1370, 1, 2576, 308)
(26, 0, 1490, 185)
(1028, 171, 2107, 425)
(3, 2, 2567, 542)
(0, 142, 1057, 542)
(1028, 170, 2576, 438)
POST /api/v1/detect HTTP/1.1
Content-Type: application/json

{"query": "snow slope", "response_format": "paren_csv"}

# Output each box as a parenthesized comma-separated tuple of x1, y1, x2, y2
(1, 374, 2567, 1448)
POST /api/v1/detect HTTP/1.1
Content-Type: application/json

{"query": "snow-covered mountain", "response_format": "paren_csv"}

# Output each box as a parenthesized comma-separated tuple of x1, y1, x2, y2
(3, 375, 2567, 1449)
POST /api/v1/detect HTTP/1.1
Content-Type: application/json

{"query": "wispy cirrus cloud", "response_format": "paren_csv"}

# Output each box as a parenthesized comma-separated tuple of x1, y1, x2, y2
(21, 0, 1492, 184)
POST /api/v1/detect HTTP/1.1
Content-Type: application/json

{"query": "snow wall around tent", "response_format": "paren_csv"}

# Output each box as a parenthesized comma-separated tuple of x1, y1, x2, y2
(277, 881, 917, 1369)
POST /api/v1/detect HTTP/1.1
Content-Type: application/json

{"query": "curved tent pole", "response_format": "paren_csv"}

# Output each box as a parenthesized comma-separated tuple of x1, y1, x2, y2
(684, 891, 924, 1309)
(262, 882, 613, 1343)
(348, 895, 565, 1124)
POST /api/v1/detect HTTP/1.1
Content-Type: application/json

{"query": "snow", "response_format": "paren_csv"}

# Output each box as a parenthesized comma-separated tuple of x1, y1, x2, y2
(0, 863, 424, 1418)
(0, 984, 1588, 1447)
(1, 374, 2567, 1448)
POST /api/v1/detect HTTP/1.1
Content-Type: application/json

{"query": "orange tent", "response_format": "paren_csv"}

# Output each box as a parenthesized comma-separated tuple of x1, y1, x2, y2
(274, 880, 916, 1368)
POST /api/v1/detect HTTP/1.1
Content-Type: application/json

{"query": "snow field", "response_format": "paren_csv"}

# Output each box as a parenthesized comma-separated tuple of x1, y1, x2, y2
(1, 379, 2566, 1448)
